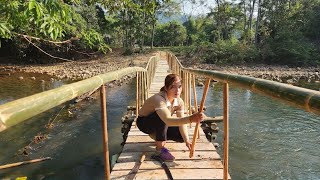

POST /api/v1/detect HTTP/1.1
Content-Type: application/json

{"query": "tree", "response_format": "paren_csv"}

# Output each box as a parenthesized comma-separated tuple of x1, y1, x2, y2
(0, 0, 111, 61)
(154, 21, 187, 46)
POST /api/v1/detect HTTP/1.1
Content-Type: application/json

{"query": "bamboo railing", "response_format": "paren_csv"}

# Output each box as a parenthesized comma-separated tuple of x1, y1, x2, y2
(0, 54, 160, 180)
(165, 51, 320, 180)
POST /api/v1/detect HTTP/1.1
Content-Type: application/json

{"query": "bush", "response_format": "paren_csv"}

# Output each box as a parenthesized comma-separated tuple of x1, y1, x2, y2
(260, 30, 320, 66)
(202, 39, 259, 64)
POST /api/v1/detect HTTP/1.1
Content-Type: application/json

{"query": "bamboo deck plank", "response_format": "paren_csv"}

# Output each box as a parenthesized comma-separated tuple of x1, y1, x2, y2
(116, 151, 221, 163)
(110, 58, 230, 179)
(112, 160, 223, 170)
(125, 135, 208, 143)
(111, 169, 230, 180)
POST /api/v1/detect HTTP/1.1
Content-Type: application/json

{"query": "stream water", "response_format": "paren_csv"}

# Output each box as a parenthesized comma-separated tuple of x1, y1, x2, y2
(0, 72, 319, 180)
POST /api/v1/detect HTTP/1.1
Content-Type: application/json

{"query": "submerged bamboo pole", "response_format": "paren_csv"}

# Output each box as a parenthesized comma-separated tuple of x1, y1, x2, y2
(0, 157, 52, 170)
(100, 85, 110, 180)
(223, 83, 229, 180)
(189, 79, 211, 158)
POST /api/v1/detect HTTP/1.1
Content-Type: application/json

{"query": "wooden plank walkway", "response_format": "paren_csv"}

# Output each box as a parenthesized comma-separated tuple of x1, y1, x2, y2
(110, 58, 230, 179)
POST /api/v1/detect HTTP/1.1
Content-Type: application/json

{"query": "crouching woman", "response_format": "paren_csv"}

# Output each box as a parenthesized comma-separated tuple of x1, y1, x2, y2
(137, 73, 204, 161)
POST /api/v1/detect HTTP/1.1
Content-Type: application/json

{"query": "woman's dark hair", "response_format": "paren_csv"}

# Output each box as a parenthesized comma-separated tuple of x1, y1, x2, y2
(160, 74, 181, 92)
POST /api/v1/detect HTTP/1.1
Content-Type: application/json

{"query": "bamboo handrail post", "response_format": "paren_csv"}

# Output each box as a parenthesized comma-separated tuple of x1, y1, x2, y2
(223, 83, 229, 180)
(184, 71, 187, 108)
(138, 72, 141, 112)
(141, 72, 145, 104)
(189, 79, 211, 158)
(185, 72, 188, 114)
(135, 72, 139, 127)
(144, 71, 148, 100)
(188, 73, 192, 116)
(100, 85, 110, 180)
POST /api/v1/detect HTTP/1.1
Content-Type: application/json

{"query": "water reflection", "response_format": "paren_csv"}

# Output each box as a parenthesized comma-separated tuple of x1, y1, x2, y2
(203, 83, 320, 180)
(1, 73, 319, 179)
(0, 73, 136, 180)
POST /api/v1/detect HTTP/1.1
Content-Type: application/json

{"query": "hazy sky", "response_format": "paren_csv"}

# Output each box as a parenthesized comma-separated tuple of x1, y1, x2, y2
(181, 0, 242, 16)
(181, 0, 215, 16)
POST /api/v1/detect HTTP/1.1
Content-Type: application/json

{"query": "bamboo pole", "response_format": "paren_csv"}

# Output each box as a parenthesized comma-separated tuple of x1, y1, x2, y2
(0, 157, 52, 170)
(223, 83, 229, 180)
(185, 72, 189, 115)
(135, 72, 139, 127)
(188, 73, 192, 116)
(189, 79, 211, 158)
(0, 67, 146, 132)
(139, 72, 142, 108)
(182, 67, 320, 116)
(191, 74, 200, 138)
(144, 71, 147, 100)
(141, 72, 145, 104)
(100, 85, 110, 180)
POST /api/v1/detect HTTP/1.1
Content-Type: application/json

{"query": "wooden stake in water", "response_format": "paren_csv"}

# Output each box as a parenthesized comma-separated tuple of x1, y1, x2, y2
(100, 85, 110, 180)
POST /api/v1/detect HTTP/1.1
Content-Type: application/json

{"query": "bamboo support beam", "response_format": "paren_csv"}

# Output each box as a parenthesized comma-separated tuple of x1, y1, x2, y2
(100, 85, 110, 180)
(189, 79, 211, 158)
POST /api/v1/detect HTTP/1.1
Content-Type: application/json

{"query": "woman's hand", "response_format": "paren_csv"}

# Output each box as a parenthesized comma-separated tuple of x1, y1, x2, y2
(190, 112, 204, 123)
(185, 141, 192, 151)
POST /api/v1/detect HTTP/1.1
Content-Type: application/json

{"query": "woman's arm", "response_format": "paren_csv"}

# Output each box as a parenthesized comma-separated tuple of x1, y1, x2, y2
(156, 108, 190, 126)
(176, 104, 190, 144)
(154, 96, 203, 126)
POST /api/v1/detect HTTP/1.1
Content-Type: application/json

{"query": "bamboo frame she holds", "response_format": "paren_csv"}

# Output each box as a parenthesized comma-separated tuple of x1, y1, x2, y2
(189, 79, 211, 158)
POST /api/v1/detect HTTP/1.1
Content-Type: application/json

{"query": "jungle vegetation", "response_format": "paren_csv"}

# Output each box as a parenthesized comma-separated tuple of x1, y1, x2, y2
(0, 0, 319, 65)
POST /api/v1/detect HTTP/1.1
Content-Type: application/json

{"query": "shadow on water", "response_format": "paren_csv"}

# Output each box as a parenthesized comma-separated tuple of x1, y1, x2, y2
(0, 72, 136, 180)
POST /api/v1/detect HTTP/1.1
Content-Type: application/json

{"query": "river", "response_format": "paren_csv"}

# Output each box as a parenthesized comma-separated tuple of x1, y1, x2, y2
(0, 72, 319, 179)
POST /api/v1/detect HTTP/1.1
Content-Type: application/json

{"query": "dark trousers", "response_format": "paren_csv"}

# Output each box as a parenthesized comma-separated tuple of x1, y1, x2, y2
(137, 112, 183, 142)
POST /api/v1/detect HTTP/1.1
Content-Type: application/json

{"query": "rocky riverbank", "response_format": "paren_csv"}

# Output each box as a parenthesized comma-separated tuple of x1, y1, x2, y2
(181, 61, 320, 84)
(0, 52, 156, 87)
(1, 51, 320, 87)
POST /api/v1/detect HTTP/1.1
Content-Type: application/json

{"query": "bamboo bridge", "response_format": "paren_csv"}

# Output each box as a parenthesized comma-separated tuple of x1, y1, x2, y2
(0, 51, 320, 180)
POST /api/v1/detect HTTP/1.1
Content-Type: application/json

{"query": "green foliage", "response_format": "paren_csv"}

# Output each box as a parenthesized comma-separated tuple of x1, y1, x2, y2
(0, 22, 12, 47)
(201, 39, 258, 64)
(80, 29, 111, 53)
(260, 29, 318, 66)
(154, 21, 187, 46)
(0, 0, 113, 57)
(258, 0, 320, 65)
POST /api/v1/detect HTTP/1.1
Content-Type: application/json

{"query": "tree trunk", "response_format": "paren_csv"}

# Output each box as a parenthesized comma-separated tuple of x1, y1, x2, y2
(151, 20, 156, 49)
(215, 0, 221, 27)
(141, 0, 146, 51)
(254, 0, 262, 47)
(248, 0, 256, 31)
(243, 0, 247, 32)
(125, 9, 129, 48)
